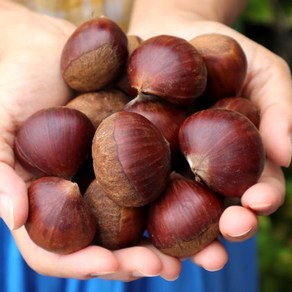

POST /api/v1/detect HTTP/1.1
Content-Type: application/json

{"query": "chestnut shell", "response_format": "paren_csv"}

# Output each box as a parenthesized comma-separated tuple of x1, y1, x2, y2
(92, 111, 171, 207)
(179, 109, 265, 197)
(14, 107, 94, 179)
(147, 173, 223, 258)
(124, 95, 187, 154)
(190, 33, 247, 101)
(127, 35, 207, 105)
(66, 89, 129, 129)
(26, 177, 96, 254)
(84, 179, 147, 249)
(212, 97, 260, 128)
(61, 17, 128, 92)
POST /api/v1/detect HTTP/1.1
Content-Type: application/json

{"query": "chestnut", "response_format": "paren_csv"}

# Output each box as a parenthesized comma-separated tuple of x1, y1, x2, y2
(25, 176, 96, 254)
(92, 111, 171, 207)
(212, 97, 260, 128)
(66, 89, 129, 129)
(127, 35, 207, 105)
(84, 179, 147, 249)
(190, 33, 247, 101)
(179, 109, 265, 197)
(147, 173, 223, 258)
(14, 107, 94, 179)
(61, 17, 128, 92)
(124, 95, 187, 154)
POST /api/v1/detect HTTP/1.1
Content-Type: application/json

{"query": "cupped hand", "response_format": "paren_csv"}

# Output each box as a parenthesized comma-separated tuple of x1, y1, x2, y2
(129, 19, 292, 270)
(0, 1, 181, 281)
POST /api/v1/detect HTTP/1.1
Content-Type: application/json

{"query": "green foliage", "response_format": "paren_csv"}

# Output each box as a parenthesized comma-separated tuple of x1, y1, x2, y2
(258, 171, 292, 291)
(243, 0, 274, 24)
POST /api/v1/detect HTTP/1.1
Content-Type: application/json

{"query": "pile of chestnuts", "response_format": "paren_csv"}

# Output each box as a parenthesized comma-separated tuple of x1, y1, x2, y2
(14, 16, 265, 257)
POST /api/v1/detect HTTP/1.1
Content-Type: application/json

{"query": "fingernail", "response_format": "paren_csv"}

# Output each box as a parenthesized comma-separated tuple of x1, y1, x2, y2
(227, 226, 253, 238)
(0, 195, 14, 230)
(89, 271, 117, 278)
(131, 271, 160, 278)
(161, 274, 179, 281)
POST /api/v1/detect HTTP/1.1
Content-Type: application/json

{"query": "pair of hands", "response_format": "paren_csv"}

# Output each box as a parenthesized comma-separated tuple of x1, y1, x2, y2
(0, 0, 291, 282)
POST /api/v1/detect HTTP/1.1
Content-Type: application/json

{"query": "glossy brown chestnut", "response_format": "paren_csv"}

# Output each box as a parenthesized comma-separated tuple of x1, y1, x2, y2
(66, 89, 129, 129)
(84, 179, 147, 249)
(14, 107, 94, 179)
(124, 95, 187, 153)
(212, 97, 260, 128)
(190, 33, 247, 101)
(61, 17, 128, 92)
(179, 109, 265, 197)
(92, 111, 171, 207)
(147, 173, 223, 258)
(127, 35, 207, 105)
(25, 176, 96, 254)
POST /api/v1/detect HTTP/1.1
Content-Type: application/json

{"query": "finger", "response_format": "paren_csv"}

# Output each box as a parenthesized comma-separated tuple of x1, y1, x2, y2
(106, 244, 165, 281)
(241, 42, 292, 167)
(241, 159, 285, 215)
(0, 163, 28, 230)
(219, 206, 258, 242)
(143, 241, 181, 281)
(12, 226, 119, 280)
(190, 240, 228, 271)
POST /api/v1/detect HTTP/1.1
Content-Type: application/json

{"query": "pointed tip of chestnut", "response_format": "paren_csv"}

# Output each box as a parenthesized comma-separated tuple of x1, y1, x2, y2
(190, 33, 247, 101)
(179, 109, 265, 197)
(92, 111, 171, 207)
(127, 35, 207, 105)
(26, 177, 96, 254)
(14, 106, 94, 179)
(147, 173, 223, 258)
(61, 17, 128, 92)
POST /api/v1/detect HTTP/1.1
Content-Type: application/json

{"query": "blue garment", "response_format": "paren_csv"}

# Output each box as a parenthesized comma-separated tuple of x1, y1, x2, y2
(0, 219, 258, 292)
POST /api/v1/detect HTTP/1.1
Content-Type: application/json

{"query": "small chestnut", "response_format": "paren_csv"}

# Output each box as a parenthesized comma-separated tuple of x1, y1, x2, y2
(212, 97, 260, 128)
(61, 17, 128, 92)
(26, 176, 96, 254)
(179, 109, 265, 197)
(190, 33, 247, 101)
(127, 35, 207, 105)
(66, 89, 129, 129)
(92, 111, 171, 207)
(84, 179, 147, 249)
(124, 95, 187, 154)
(14, 106, 94, 179)
(147, 173, 223, 258)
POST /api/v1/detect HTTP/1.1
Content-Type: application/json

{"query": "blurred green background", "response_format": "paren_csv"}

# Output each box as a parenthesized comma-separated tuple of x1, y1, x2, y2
(237, 0, 292, 291)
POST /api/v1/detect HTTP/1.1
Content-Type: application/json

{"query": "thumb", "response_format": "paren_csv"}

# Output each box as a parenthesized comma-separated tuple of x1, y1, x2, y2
(0, 162, 28, 230)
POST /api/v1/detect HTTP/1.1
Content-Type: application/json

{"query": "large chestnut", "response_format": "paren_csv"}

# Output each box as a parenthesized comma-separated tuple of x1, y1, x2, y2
(66, 89, 129, 129)
(84, 179, 147, 249)
(61, 17, 128, 92)
(92, 111, 171, 207)
(190, 33, 247, 101)
(147, 173, 223, 258)
(127, 35, 207, 105)
(26, 176, 96, 254)
(179, 109, 265, 197)
(14, 107, 94, 179)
